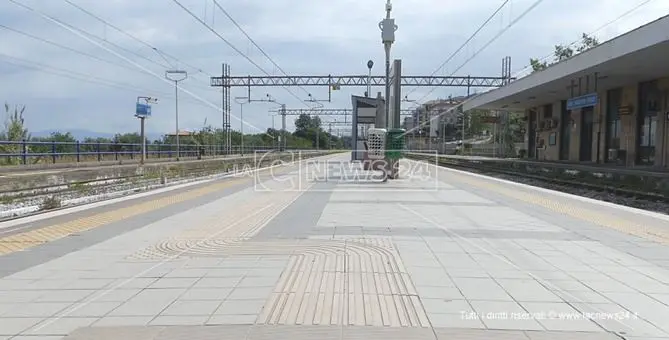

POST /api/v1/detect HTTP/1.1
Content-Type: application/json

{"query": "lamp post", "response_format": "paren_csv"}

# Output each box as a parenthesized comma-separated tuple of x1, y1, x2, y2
(328, 119, 335, 149)
(366, 60, 374, 97)
(234, 96, 249, 155)
(379, 0, 397, 129)
(267, 98, 286, 152)
(135, 96, 157, 165)
(269, 112, 277, 149)
(165, 70, 187, 160)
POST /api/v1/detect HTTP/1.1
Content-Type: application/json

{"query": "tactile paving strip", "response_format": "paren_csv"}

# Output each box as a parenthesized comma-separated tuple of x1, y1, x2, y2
(0, 164, 307, 256)
(0, 177, 246, 255)
(125, 187, 315, 261)
(0, 151, 341, 257)
(128, 234, 424, 328)
(258, 239, 428, 328)
(126, 238, 394, 259)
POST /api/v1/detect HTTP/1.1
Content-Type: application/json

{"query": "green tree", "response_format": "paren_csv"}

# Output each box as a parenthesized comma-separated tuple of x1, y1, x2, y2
(1, 103, 29, 141)
(49, 132, 76, 153)
(554, 44, 574, 62)
(492, 112, 525, 157)
(113, 132, 143, 144)
(294, 114, 321, 134)
(466, 110, 489, 137)
(576, 33, 599, 53)
(529, 58, 548, 72)
(293, 114, 327, 148)
(28, 132, 78, 162)
(530, 33, 599, 73)
(80, 136, 112, 155)
(0, 103, 30, 165)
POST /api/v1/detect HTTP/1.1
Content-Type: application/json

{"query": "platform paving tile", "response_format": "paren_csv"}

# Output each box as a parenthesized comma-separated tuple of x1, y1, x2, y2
(0, 318, 43, 336)
(451, 277, 515, 301)
(60, 324, 639, 339)
(2, 156, 669, 339)
(206, 314, 258, 325)
(92, 316, 153, 327)
(519, 302, 602, 332)
(570, 302, 669, 337)
(149, 315, 209, 326)
(2, 302, 73, 318)
(160, 300, 221, 316)
(495, 279, 564, 302)
(22, 317, 98, 336)
(87, 288, 142, 302)
(63, 301, 123, 318)
(214, 298, 266, 315)
(176, 287, 232, 300)
(192, 277, 241, 288)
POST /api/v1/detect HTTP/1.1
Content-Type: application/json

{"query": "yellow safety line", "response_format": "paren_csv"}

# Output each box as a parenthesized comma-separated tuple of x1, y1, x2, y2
(0, 163, 301, 256)
(445, 169, 669, 244)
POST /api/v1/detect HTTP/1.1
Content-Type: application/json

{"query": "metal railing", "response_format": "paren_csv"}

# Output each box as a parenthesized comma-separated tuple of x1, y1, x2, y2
(0, 140, 294, 165)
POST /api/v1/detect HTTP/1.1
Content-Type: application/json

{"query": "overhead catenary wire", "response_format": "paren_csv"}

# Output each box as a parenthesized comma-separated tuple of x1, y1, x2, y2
(0, 23, 157, 77)
(0, 53, 171, 96)
(39, 13, 171, 70)
(408, 0, 654, 131)
(0, 22, 215, 93)
(62, 0, 217, 91)
(171, 0, 313, 108)
(409, 0, 545, 110)
(511, 0, 654, 78)
(10, 5, 213, 90)
(0, 53, 217, 109)
(63, 0, 207, 76)
(402, 0, 545, 137)
(404, 0, 511, 99)
(211, 0, 313, 99)
(8, 0, 271, 135)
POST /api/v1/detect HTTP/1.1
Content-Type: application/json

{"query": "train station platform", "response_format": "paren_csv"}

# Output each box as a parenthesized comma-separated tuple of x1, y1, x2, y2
(0, 153, 668, 339)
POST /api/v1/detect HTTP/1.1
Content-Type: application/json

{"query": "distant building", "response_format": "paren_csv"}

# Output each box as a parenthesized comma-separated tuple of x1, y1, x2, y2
(163, 130, 195, 137)
(410, 97, 466, 138)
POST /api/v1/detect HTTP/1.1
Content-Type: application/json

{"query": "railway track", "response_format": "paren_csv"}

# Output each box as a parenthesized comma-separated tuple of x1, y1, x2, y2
(0, 168, 227, 222)
(406, 153, 669, 214)
(0, 151, 337, 221)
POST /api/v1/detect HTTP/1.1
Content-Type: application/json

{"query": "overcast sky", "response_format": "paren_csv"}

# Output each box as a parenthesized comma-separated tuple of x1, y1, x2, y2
(1, 0, 667, 138)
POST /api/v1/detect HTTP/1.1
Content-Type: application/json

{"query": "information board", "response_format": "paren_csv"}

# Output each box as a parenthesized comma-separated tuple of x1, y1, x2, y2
(135, 103, 151, 117)
(566, 93, 598, 110)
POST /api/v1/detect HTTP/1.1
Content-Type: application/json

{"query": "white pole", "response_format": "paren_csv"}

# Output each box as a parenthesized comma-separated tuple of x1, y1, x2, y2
(240, 102, 244, 155)
(165, 70, 187, 160)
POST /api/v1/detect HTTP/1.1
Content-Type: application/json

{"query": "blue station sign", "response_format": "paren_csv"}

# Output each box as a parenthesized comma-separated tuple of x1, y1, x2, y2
(566, 93, 598, 110)
(135, 103, 151, 117)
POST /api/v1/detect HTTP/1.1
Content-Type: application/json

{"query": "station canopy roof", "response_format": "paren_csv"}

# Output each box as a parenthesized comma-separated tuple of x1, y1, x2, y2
(463, 15, 669, 112)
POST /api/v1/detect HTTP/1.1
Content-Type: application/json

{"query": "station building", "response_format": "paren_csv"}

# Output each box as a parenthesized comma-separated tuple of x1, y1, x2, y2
(464, 15, 669, 168)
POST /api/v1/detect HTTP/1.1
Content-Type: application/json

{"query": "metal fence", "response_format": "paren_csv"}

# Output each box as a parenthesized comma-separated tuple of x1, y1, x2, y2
(0, 140, 287, 165)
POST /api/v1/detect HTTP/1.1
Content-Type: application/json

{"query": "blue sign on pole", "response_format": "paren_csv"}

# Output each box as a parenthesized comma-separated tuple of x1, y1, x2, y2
(135, 103, 151, 117)
(566, 93, 598, 110)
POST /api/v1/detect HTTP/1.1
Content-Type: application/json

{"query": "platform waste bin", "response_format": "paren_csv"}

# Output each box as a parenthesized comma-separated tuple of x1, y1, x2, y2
(385, 128, 405, 160)
(385, 129, 405, 179)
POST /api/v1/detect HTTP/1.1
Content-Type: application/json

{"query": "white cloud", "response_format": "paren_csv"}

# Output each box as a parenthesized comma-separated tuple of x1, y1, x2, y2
(0, 0, 667, 138)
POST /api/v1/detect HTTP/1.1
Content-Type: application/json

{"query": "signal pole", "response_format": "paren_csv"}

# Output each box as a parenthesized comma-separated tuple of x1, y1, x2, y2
(379, 0, 397, 129)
